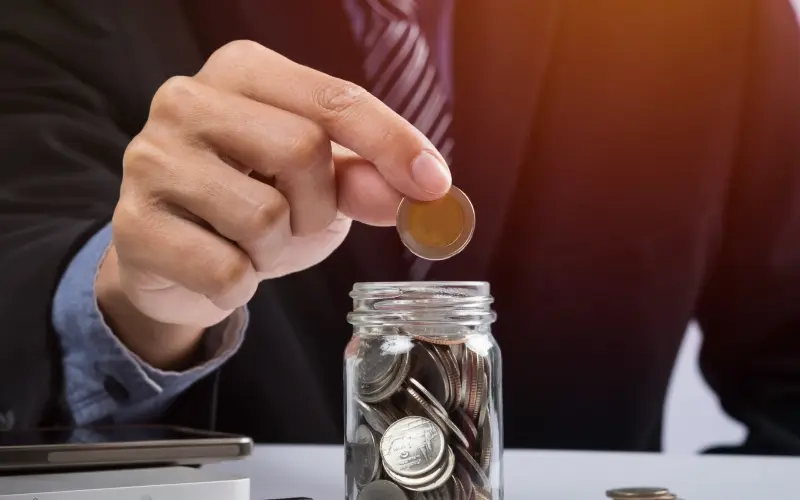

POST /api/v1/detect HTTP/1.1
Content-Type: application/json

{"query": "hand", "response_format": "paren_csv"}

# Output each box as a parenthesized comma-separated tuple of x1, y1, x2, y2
(98, 41, 451, 367)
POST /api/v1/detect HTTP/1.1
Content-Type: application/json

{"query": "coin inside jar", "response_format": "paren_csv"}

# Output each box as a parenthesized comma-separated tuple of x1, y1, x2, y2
(358, 479, 409, 500)
(396, 186, 475, 260)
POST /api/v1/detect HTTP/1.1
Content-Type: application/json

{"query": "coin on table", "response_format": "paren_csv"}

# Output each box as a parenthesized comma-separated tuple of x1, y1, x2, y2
(358, 479, 409, 500)
(396, 186, 475, 260)
(605, 487, 676, 499)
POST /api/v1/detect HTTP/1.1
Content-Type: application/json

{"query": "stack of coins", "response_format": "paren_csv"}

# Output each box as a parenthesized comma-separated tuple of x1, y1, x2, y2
(349, 335, 494, 500)
(606, 487, 681, 499)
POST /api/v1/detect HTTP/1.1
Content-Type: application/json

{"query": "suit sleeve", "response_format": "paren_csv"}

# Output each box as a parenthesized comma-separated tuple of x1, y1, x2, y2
(696, 0, 800, 455)
(0, 2, 243, 428)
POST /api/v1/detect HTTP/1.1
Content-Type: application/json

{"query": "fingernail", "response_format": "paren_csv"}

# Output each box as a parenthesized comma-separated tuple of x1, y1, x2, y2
(411, 151, 452, 195)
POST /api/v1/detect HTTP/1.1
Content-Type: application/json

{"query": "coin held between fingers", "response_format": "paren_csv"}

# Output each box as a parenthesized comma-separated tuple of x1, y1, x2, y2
(396, 185, 475, 261)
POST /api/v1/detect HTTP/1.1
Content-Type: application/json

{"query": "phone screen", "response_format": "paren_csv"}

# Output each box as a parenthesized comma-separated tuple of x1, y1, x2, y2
(0, 425, 233, 447)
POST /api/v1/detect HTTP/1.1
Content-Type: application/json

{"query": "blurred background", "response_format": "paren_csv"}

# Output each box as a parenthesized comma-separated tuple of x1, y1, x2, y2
(665, 0, 800, 455)
(664, 323, 744, 453)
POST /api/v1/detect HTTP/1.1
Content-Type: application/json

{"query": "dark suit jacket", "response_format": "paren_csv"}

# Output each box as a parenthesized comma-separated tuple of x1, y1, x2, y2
(2, 0, 800, 454)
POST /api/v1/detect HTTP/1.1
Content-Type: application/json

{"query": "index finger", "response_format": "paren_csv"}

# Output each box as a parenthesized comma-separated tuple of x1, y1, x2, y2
(195, 40, 451, 201)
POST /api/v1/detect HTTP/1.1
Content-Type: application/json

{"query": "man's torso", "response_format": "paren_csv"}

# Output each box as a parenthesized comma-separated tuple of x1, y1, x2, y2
(63, 0, 754, 450)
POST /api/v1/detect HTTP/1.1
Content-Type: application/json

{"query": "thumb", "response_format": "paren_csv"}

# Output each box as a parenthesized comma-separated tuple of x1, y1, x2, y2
(333, 142, 405, 227)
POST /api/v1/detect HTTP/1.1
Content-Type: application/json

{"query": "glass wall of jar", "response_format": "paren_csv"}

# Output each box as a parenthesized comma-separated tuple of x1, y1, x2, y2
(344, 282, 503, 500)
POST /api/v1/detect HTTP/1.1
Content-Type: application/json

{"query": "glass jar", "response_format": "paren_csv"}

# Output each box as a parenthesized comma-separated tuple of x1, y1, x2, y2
(344, 282, 503, 500)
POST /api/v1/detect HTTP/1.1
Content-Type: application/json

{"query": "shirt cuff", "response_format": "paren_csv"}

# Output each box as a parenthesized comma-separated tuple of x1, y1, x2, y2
(52, 223, 248, 426)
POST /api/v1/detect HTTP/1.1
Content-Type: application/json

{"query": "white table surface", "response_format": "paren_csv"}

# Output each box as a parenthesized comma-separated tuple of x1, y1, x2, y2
(206, 444, 799, 500)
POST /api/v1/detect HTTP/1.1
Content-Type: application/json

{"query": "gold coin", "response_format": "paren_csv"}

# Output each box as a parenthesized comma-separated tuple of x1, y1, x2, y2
(396, 186, 475, 261)
(406, 195, 463, 247)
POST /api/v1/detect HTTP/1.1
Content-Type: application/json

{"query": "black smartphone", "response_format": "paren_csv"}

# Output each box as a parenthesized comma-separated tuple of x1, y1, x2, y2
(0, 424, 253, 472)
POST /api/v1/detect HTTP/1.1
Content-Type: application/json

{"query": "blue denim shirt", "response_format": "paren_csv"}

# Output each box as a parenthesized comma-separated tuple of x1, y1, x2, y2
(51, 224, 247, 426)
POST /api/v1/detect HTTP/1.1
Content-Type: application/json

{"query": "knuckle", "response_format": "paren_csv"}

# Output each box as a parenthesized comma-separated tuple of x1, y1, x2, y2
(208, 251, 252, 298)
(121, 135, 158, 179)
(285, 122, 331, 168)
(150, 76, 200, 120)
(209, 40, 263, 70)
(111, 198, 147, 251)
(245, 195, 290, 234)
(312, 81, 369, 123)
(121, 134, 180, 190)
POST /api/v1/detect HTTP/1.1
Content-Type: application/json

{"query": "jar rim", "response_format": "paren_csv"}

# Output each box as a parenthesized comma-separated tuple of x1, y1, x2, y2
(348, 281, 495, 328)
(350, 281, 490, 297)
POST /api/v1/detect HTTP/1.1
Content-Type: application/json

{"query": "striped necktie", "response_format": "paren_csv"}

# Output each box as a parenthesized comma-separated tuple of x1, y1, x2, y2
(354, 0, 454, 280)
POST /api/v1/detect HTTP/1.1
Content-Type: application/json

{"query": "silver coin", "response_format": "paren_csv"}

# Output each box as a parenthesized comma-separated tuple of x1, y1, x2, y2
(606, 487, 675, 499)
(416, 479, 454, 500)
(458, 348, 469, 409)
(452, 409, 478, 451)
(362, 351, 412, 403)
(453, 445, 489, 489)
(450, 475, 466, 500)
(412, 487, 449, 500)
(403, 385, 451, 436)
(477, 417, 492, 472)
(411, 343, 451, 407)
(469, 365, 483, 422)
(420, 477, 455, 500)
(473, 485, 492, 500)
(466, 352, 485, 421)
(358, 399, 392, 434)
(384, 463, 443, 490)
(384, 445, 454, 490)
(449, 344, 464, 367)
(359, 350, 401, 395)
(454, 463, 474, 500)
(359, 337, 400, 386)
(459, 348, 479, 413)
(399, 446, 456, 493)
(439, 479, 457, 500)
(404, 384, 470, 449)
(351, 425, 381, 487)
(382, 400, 406, 422)
(476, 371, 489, 429)
(432, 344, 461, 409)
(358, 480, 408, 500)
(380, 416, 446, 477)
(408, 377, 448, 419)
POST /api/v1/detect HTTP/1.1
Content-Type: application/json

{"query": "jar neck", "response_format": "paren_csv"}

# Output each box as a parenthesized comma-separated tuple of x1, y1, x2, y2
(347, 282, 496, 334)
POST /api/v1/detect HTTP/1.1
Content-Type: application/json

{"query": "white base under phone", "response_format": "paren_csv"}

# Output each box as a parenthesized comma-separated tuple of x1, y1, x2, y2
(0, 466, 249, 499)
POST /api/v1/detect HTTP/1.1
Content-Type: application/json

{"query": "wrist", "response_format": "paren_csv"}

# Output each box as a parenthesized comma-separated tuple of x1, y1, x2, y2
(95, 244, 207, 371)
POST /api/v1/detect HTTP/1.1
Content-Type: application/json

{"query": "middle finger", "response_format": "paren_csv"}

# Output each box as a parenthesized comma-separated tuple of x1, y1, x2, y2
(150, 76, 337, 236)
